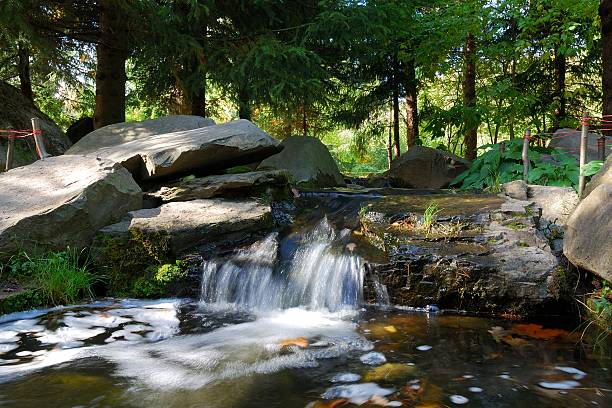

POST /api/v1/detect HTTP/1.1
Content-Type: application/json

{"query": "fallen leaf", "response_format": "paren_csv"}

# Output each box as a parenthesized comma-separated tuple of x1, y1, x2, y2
(279, 337, 309, 348)
(511, 324, 572, 341)
(384, 325, 397, 333)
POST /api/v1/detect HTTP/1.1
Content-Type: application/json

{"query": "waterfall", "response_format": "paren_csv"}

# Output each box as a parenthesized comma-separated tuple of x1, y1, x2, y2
(200, 218, 365, 311)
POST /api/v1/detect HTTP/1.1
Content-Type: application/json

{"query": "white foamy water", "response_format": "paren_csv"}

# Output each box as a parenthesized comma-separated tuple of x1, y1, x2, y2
(0, 219, 380, 392)
(200, 218, 365, 312)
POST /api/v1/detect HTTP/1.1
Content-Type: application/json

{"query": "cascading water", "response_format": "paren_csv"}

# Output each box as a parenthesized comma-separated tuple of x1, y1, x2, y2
(200, 217, 365, 311)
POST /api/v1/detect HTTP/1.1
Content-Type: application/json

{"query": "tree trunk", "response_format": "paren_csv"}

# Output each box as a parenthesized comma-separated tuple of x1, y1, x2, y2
(552, 48, 566, 130)
(94, 0, 127, 129)
(387, 105, 393, 168)
(405, 58, 419, 148)
(17, 41, 33, 103)
(392, 56, 401, 158)
(601, 0, 612, 124)
(238, 89, 251, 120)
(462, 34, 477, 161)
(393, 85, 401, 159)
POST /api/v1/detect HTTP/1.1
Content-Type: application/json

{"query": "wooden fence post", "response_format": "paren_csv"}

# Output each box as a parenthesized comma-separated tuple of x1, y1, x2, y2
(5, 130, 14, 171)
(579, 112, 589, 197)
(522, 129, 530, 181)
(31, 117, 49, 159)
(598, 136, 606, 162)
(499, 141, 506, 155)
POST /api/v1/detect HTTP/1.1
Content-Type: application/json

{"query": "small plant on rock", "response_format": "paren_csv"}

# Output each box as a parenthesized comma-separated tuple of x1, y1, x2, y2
(421, 201, 441, 233)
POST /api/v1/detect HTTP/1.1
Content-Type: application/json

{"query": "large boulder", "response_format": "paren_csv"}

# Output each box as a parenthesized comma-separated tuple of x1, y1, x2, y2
(583, 154, 612, 198)
(0, 82, 71, 171)
(66, 115, 215, 155)
(564, 184, 612, 281)
(146, 170, 289, 204)
(549, 128, 610, 162)
(386, 146, 470, 189)
(67, 120, 283, 182)
(258, 136, 345, 188)
(0, 155, 142, 255)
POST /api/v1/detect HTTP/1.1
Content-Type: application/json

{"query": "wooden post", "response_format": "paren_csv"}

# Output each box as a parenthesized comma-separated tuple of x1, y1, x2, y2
(31, 117, 49, 159)
(522, 129, 530, 181)
(499, 141, 506, 155)
(5, 131, 14, 171)
(598, 136, 606, 161)
(579, 112, 589, 196)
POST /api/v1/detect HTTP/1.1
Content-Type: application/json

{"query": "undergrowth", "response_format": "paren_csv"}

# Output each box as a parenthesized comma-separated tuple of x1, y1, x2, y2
(4, 249, 100, 306)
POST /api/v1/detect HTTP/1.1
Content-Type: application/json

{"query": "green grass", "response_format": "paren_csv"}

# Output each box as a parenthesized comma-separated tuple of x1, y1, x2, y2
(7, 249, 100, 306)
(421, 201, 441, 233)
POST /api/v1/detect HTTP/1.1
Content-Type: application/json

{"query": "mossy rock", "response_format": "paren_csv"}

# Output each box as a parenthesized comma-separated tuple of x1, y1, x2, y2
(0, 289, 43, 315)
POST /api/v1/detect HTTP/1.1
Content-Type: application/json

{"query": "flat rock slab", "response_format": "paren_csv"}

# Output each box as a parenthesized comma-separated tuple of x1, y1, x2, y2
(66, 115, 215, 155)
(550, 128, 610, 163)
(70, 120, 282, 181)
(0, 155, 142, 254)
(94, 199, 273, 259)
(146, 170, 289, 203)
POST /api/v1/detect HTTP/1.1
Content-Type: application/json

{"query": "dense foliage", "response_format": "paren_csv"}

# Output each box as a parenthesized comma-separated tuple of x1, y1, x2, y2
(0, 0, 607, 173)
(452, 139, 604, 191)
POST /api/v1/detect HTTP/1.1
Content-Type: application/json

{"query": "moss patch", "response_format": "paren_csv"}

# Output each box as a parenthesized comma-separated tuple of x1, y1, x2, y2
(130, 261, 187, 298)
(0, 289, 43, 315)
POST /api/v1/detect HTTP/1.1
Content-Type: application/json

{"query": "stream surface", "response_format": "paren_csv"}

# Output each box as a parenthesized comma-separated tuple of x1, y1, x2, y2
(0, 196, 610, 407)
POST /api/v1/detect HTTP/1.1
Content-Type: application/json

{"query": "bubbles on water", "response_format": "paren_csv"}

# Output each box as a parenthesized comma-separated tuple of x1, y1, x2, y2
(538, 380, 581, 390)
(555, 366, 587, 380)
(468, 387, 483, 393)
(416, 345, 432, 351)
(360, 352, 387, 365)
(449, 394, 469, 404)
(331, 373, 361, 383)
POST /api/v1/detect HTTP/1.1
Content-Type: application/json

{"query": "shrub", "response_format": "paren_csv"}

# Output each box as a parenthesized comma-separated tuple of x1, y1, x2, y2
(452, 139, 602, 191)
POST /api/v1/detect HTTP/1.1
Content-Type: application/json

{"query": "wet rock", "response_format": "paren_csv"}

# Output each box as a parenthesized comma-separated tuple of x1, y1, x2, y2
(386, 146, 470, 189)
(145, 170, 289, 204)
(66, 115, 215, 155)
(364, 363, 416, 381)
(0, 155, 142, 255)
(361, 192, 567, 315)
(564, 184, 612, 281)
(68, 119, 282, 182)
(258, 136, 345, 187)
(322, 383, 395, 405)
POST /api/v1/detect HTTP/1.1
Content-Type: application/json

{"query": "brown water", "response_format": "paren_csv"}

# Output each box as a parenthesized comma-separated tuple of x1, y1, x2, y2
(0, 301, 610, 408)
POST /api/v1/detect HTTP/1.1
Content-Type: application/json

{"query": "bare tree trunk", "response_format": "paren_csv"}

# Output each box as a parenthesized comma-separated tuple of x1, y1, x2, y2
(552, 48, 566, 130)
(17, 41, 33, 103)
(405, 58, 419, 148)
(94, 0, 127, 129)
(393, 86, 401, 158)
(602, 0, 612, 126)
(387, 105, 393, 168)
(462, 34, 477, 161)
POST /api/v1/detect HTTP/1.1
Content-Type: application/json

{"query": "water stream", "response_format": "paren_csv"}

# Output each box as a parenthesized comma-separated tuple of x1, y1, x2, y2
(0, 207, 610, 407)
